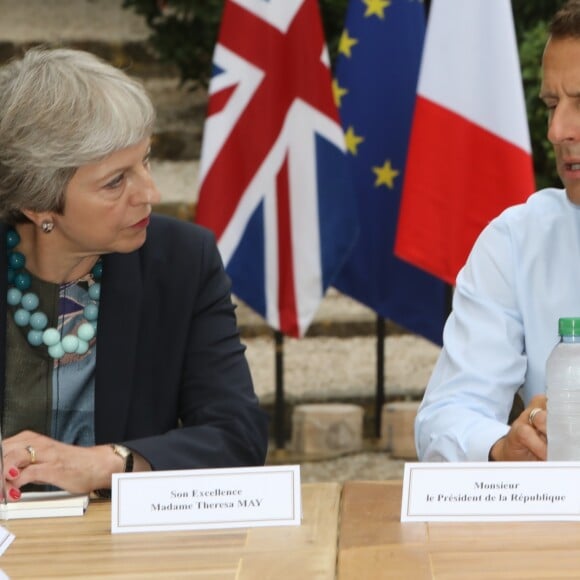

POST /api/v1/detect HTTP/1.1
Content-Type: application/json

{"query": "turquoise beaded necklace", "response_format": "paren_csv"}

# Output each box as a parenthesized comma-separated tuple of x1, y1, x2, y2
(6, 228, 101, 360)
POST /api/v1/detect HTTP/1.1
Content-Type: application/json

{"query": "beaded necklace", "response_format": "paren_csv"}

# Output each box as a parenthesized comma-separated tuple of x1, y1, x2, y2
(6, 228, 101, 360)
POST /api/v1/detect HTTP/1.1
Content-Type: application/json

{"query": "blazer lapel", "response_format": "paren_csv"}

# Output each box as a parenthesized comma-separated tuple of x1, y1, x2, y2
(95, 251, 142, 443)
(0, 223, 8, 407)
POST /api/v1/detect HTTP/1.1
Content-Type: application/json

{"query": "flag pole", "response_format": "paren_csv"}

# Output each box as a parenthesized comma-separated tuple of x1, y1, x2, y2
(375, 315, 386, 438)
(274, 330, 285, 449)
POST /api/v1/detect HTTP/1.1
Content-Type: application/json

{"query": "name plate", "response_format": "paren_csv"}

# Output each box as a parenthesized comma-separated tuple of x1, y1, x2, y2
(401, 461, 580, 522)
(111, 465, 301, 534)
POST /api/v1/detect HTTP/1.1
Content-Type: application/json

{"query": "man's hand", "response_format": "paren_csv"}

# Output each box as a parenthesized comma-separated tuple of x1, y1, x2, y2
(489, 395, 547, 461)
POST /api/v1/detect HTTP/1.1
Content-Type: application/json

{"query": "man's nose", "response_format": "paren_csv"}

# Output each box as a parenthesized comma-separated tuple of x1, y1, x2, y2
(547, 103, 580, 144)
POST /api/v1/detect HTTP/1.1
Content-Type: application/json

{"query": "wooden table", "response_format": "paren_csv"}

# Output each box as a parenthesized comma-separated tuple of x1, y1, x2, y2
(0, 483, 340, 579)
(9, 479, 580, 579)
(338, 481, 580, 579)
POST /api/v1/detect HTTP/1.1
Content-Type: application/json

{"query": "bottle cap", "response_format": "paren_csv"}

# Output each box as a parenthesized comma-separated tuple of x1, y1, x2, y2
(559, 317, 580, 336)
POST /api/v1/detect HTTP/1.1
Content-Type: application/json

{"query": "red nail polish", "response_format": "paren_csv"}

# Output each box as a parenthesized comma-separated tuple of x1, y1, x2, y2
(9, 488, 21, 500)
(8, 468, 18, 478)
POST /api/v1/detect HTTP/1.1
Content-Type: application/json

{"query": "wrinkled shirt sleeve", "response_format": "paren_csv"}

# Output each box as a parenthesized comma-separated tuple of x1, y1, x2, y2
(415, 216, 527, 461)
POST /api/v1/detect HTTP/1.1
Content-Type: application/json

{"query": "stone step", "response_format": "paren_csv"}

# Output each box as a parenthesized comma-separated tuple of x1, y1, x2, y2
(0, 1, 158, 73)
(0, 0, 202, 161)
(145, 79, 205, 161)
(0, 0, 150, 44)
(0, 40, 175, 78)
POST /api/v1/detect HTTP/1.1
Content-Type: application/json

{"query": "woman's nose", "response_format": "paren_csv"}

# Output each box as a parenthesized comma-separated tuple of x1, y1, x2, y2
(133, 170, 162, 205)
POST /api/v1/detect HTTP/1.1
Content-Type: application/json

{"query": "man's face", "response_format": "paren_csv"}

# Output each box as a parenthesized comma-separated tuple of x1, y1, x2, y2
(541, 36, 580, 204)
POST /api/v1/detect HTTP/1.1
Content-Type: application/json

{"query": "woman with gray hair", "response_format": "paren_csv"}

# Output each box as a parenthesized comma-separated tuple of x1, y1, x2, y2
(0, 47, 268, 500)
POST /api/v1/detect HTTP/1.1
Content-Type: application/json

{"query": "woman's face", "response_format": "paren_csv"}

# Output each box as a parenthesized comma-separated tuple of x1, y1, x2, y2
(53, 137, 161, 256)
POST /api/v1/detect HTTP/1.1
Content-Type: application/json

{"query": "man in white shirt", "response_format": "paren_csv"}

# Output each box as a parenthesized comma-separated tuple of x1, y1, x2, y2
(416, 0, 580, 462)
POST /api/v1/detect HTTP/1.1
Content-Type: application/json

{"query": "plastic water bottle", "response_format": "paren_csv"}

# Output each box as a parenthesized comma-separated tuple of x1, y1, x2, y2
(547, 317, 580, 460)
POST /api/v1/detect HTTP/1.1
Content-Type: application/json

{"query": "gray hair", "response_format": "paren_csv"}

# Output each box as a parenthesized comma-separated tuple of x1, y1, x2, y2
(0, 47, 156, 223)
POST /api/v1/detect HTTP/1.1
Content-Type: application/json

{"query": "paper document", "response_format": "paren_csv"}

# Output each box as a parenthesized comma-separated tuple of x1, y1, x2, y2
(0, 491, 89, 520)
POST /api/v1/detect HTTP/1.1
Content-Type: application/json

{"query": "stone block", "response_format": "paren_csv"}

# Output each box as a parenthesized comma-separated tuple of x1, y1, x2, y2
(291, 404, 364, 455)
(380, 401, 421, 459)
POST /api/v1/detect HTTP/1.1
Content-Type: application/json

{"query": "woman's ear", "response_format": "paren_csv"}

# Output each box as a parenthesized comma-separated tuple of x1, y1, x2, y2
(20, 209, 54, 229)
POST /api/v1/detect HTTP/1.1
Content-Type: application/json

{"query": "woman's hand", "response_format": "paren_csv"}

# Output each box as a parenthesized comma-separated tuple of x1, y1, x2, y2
(489, 395, 547, 461)
(1, 431, 122, 501)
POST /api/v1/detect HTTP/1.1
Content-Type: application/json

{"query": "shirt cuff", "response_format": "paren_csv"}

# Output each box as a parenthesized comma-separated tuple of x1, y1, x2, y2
(466, 422, 510, 462)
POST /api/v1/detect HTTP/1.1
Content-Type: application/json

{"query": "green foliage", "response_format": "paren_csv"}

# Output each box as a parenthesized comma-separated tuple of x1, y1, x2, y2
(511, 0, 559, 38)
(123, 0, 565, 189)
(512, 0, 564, 189)
(122, 0, 223, 87)
(518, 20, 558, 189)
(319, 0, 349, 62)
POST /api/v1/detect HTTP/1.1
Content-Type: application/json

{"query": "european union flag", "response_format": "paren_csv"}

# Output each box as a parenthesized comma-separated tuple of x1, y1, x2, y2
(332, 0, 446, 344)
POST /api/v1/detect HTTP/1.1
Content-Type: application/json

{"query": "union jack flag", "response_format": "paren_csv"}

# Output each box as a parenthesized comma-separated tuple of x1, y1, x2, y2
(195, 0, 357, 338)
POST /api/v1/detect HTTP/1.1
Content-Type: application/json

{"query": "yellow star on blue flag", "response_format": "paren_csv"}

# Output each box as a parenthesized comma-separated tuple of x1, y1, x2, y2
(363, 0, 391, 19)
(373, 160, 399, 188)
(332, 0, 446, 345)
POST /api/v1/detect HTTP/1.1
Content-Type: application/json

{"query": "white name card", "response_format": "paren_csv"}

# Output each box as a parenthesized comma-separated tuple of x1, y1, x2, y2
(111, 465, 301, 534)
(401, 461, 580, 522)
(0, 526, 14, 557)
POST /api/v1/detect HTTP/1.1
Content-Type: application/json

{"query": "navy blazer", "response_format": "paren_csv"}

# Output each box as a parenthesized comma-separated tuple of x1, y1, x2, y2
(0, 215, 269, 470)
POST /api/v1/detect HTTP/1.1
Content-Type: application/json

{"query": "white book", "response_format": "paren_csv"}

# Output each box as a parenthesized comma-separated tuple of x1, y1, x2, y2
(0, 491, 89, 520)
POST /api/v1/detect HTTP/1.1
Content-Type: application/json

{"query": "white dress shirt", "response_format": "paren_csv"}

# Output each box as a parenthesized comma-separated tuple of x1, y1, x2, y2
(416, 188, 580, 461)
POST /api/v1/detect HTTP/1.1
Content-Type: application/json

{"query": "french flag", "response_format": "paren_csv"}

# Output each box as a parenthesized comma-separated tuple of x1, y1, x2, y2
(395, 0, 535, 285)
